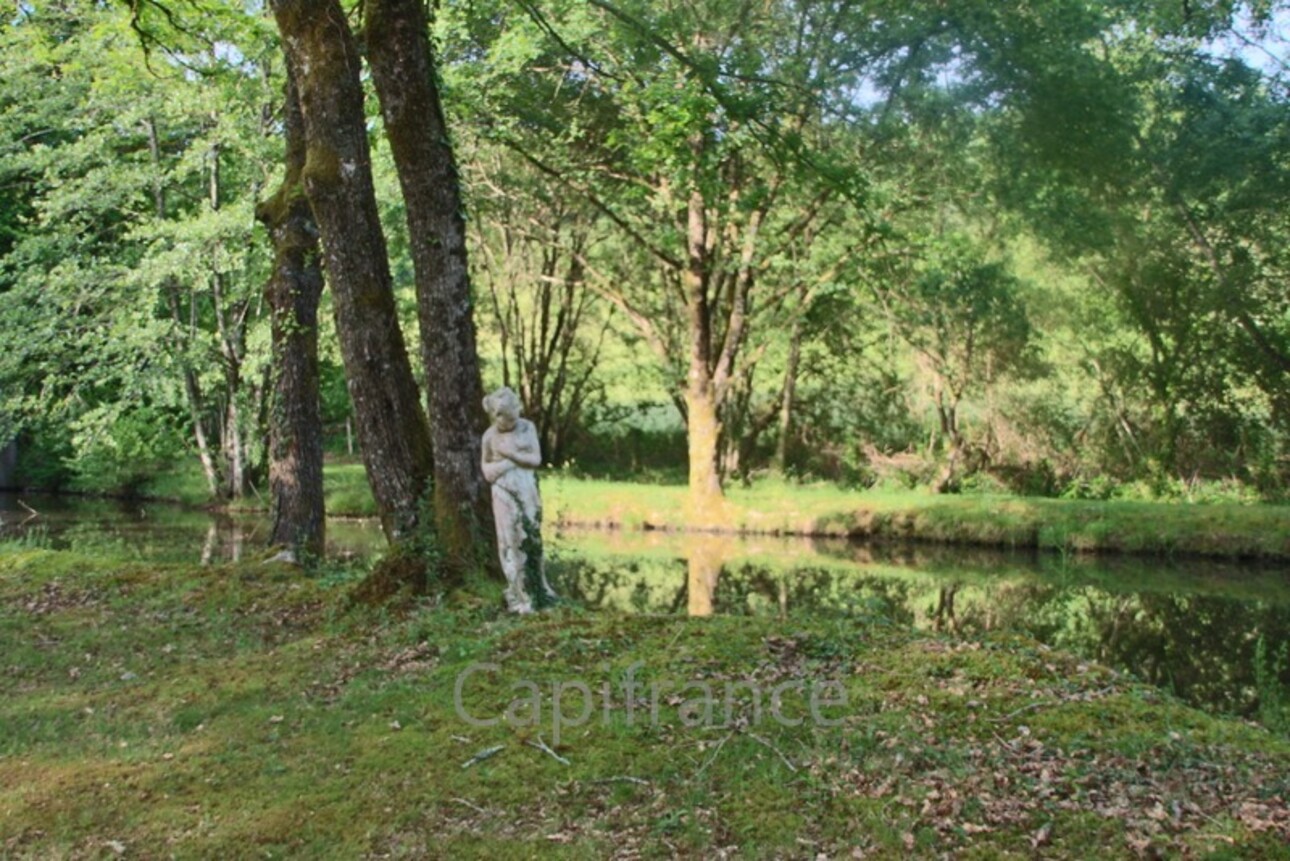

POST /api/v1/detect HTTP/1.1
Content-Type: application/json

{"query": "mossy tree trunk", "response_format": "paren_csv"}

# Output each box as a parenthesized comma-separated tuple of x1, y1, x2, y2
(364, 0, 495, 574)
(268, 0, 434, 542)
(257, 66, 325, 559)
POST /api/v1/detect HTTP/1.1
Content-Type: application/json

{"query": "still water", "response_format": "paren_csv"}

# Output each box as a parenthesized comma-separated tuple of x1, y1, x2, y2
(3, 491, 1288, 719)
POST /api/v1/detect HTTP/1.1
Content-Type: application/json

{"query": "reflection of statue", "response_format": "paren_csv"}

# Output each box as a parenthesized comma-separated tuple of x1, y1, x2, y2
(481, 387, 554, 613)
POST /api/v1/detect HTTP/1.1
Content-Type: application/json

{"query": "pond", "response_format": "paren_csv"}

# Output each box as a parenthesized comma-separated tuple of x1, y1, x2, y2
(3, 491, 1288, 722)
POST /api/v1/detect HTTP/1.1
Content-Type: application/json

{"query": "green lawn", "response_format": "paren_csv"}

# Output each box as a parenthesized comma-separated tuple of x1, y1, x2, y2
(2, 548, 1288, 858)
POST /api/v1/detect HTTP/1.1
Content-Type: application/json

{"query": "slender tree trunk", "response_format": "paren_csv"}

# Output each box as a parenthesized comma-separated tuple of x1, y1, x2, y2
(774, 307, 804, 474)
(364, 0, 495, 574)
(269, 0, 434, 542)
(208, 143, 251, 499)
(145, 116, 221, 498)
(257, 65, 326, 559)
(934, 388, 962, 493)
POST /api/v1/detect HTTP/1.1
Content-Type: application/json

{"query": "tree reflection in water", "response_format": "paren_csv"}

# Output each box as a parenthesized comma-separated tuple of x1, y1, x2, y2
(549, 530, 1290, 720)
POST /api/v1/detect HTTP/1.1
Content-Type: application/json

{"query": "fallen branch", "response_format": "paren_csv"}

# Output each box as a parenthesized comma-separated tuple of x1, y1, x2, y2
(589, 776, 650, 786)
(693, 730, 734, 779)
(17, 499, 38, 517)
(527, 735, 570, 766)
(452, 797, 488, 815)
(461, 744, 506, 769)
(749, 732, 797, 773)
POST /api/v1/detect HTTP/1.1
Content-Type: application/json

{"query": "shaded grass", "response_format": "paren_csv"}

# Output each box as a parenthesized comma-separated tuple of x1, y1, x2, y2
(2, 549, 1289, 858)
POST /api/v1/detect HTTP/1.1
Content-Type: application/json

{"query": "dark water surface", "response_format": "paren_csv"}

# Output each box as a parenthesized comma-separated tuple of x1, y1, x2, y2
(3, 491, 1288, 720)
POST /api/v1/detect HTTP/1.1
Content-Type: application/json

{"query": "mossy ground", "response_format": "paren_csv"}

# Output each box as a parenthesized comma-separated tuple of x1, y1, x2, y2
(2, 549, 1288, 858)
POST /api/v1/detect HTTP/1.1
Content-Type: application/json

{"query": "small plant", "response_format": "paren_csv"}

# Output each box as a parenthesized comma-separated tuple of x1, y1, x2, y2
(520, 513, 556, 611)
(0, 523, 52, 550)
(1254, 635, 1290, 735)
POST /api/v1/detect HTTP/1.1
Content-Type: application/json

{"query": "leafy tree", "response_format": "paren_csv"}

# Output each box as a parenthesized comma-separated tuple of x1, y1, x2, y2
(0, 0, 277, 498)
(466, 147, 614, 466)
(993, 9, 1290, 484)
(865, 236, 1036, 491)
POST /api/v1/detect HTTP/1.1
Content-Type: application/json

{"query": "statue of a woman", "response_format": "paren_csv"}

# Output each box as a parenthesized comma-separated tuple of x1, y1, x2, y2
(481, 387, 555, 613)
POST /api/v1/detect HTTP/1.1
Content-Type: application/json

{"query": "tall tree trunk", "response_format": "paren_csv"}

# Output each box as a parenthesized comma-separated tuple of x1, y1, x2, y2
(683, 184, 726, 523)
(365, 0, 495, 574)
(208, 142, 251, 499)
(269, 0, 434, 542)
(212, 274, 248, 498)
(257, 65, 325, 559)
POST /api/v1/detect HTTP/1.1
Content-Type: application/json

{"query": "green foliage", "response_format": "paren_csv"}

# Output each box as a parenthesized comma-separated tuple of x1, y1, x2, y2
(1, 0, 1287, 504)
(65, 404, 188, 497)
(0, 0, 281, 499)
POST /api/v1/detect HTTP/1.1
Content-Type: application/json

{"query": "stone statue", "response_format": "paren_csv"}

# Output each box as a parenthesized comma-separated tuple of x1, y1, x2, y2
(481, 387, 555, 613)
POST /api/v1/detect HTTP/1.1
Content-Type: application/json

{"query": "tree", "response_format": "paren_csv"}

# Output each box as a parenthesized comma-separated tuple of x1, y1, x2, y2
(866, 237, 1035, 491)
(992, 10, 1290, 483)
(258, 66, 325, 559)
(0, 0, 278, 497)
(267, 0, 435, 543)
(444, 0, 880, 520)
(467, 147, 613, 466)
(364, 0, 495, 572)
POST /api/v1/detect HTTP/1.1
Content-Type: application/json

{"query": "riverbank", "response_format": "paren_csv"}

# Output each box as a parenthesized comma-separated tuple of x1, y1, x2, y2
(543, 477, 1290, 559)
(41, 460, 1290, 560)
(2, 548, 1287, 858)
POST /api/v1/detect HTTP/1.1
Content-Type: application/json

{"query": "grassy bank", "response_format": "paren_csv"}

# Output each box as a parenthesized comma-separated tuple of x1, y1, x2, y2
(544, 477, 1290, 559)
(2, 549, 1289, 858)
(315, 464, 1290, 559)
(126, 460, 1290, 560)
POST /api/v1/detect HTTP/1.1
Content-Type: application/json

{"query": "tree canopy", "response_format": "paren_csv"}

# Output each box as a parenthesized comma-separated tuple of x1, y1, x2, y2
(0, 0, 1286, 526)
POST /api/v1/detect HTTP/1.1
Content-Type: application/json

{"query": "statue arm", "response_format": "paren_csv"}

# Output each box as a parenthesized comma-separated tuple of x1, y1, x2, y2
(480, 431, 516, 483)
(505, 421, 542, 469)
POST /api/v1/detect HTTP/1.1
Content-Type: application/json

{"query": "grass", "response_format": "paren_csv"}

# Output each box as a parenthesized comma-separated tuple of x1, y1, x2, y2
(2, 547, 1289, 858)
(543, 476, 1290, 560)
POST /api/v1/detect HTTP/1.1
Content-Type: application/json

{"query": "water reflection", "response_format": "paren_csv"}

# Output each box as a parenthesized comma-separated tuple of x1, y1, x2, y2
(0, 492, 386, 563)
(3, 491, 1287, 720)
(549, 528, 1290, 719)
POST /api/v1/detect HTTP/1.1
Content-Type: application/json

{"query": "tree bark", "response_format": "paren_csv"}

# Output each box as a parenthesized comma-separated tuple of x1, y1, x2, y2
(269, 0, 433, 542)
(257, 64, 325, 559)
(682, 178, 727, 522)
(364, 0, 495, 573)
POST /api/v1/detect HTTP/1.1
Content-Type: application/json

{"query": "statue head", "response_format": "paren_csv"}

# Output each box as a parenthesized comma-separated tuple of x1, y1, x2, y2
(484, 386, 522, 432)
